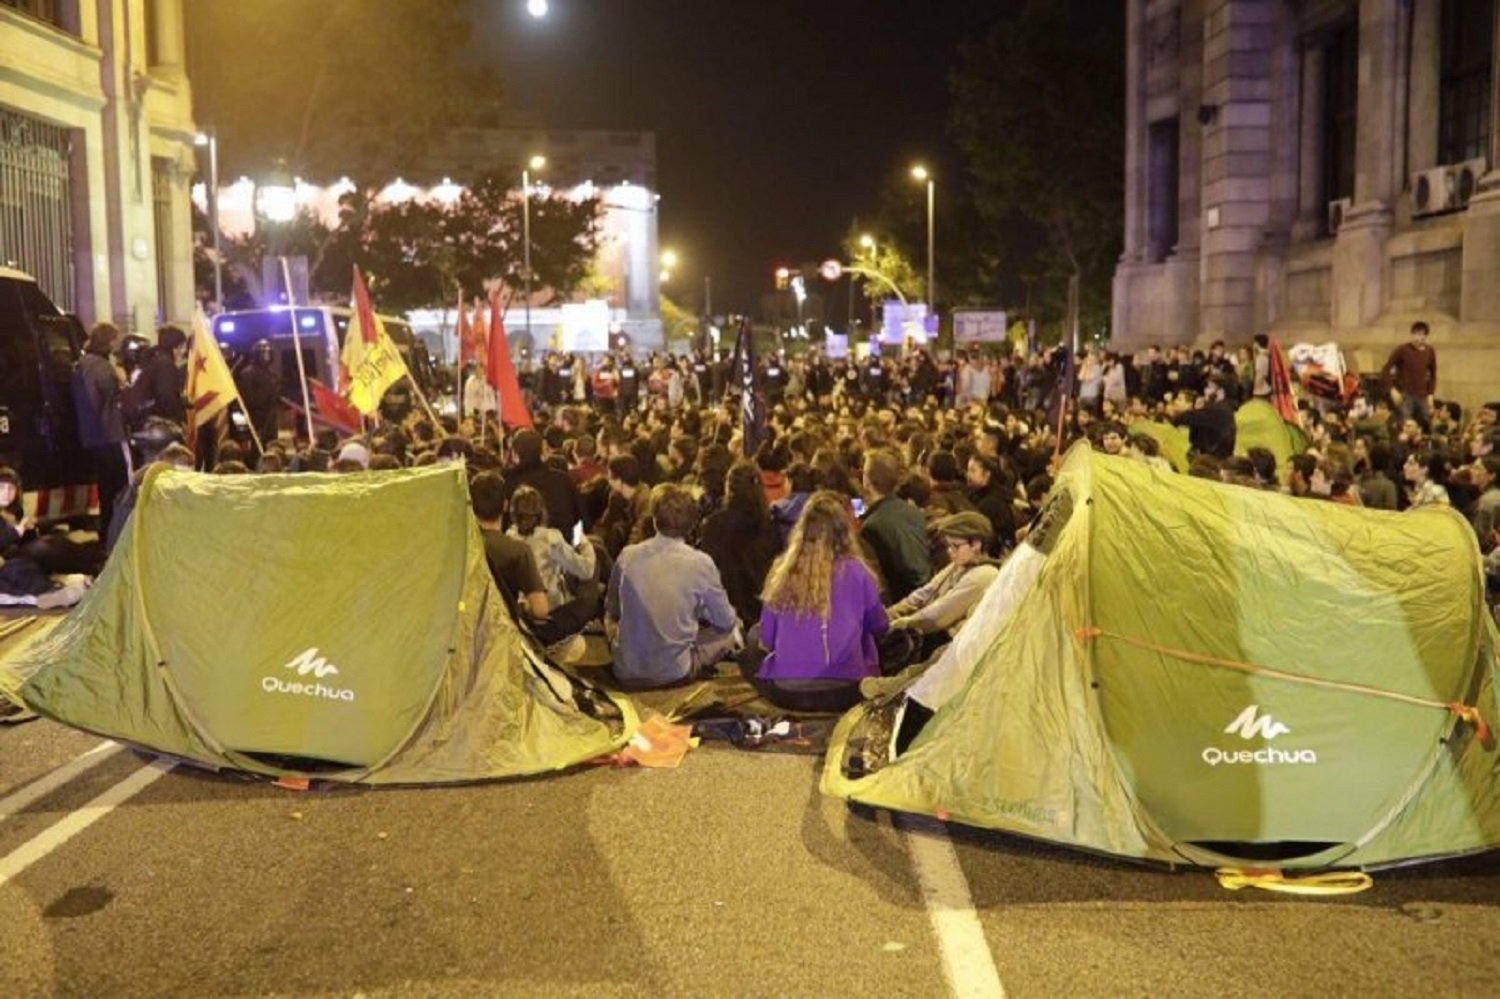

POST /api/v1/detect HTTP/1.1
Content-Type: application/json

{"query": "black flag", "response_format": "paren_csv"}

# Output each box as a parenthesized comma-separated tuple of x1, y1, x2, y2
(731, 318, 765, 457)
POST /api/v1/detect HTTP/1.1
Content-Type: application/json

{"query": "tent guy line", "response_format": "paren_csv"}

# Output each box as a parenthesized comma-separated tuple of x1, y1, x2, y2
(0, 758, 173, 888)
(0, 739, 123, 825)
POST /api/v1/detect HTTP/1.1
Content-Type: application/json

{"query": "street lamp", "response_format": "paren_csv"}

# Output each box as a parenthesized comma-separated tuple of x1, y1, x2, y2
(194, 129, 222, 313)
(527, 0, 549, 18)
(255, 159, 297, 226)
(910, 164, 935, 312)
(522, 154, 546, 350)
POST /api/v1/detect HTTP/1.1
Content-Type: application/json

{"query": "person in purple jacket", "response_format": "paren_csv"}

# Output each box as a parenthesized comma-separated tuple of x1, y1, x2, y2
(739, 490, 890, 712)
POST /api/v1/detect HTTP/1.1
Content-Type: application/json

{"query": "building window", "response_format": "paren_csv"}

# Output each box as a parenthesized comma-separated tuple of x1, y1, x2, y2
(144, 0, 160, 66)
(1322, 21, 1359, 213)
(1147, 117, 1180, 262)
(0, 0, 64, 31)
(1440, 0, 1494, 165)
(0, 107, 75, 311)
(151, 157, 174, 323)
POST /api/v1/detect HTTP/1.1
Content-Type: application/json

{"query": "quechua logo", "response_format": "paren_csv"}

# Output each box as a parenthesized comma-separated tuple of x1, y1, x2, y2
(260, 647, 356, 702)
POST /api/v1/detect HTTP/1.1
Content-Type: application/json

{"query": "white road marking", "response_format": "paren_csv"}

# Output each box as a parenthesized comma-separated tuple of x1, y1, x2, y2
(0, 740, 123, 824)
(903, 817, 1006, 998)
(0, 758, 174, 887)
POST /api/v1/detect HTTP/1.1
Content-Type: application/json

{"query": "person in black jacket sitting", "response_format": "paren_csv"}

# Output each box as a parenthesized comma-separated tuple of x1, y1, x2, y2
(500, 429, 584, 538)
(699, 460, 783, 623)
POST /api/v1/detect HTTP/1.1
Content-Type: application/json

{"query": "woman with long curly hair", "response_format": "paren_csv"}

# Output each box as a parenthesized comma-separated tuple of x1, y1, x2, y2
(740, 489, 888, 711)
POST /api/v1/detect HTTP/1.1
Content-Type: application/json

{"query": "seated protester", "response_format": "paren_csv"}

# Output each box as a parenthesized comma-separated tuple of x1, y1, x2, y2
(1404, 448, 1451, 509)
(756, 438, 793, 505)
(0, 469, 92, 607)
(502, 428, 584, 537)
(882, 512, 1000, 669)
(739, 490, 889, 713)
(606, 483, 740, 689)
(699, 460, 783, 624)
(769, 461, 815, 544)
(105, 442, 194, 554)
(596, 454, 652, 559)
(965, 452, 1016, 554)
(471, 471, 587, 662)
(924, 451, 975, 517)
(1169, 382, 1236, 458)
(568, 434, 607, 490)
(860, 449, 932, 601)
(508, 485, 598, 614)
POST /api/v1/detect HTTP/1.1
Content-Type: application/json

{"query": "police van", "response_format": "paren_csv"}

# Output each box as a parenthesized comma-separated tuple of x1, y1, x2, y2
(211, 306, 435, 420)
(0, 267, 94, 520)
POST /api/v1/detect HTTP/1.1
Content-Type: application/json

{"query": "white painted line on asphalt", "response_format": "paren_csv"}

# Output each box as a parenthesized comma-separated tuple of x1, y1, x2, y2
(0, 758, 174, 888)
(904, 819, 1006, 999)
(0, 739, 123, 825)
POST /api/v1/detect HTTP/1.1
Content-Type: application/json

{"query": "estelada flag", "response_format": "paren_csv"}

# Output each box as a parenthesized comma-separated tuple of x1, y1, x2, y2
(341, 266, 410, 416)
(185, 306, 242, 449)
(485, 290, 533, 429)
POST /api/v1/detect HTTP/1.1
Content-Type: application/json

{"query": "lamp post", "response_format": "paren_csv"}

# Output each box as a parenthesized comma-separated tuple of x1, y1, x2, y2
(854, 232, 875, 333)
(254, 160, 313, 442)
(910, 164, 935, 313)
(194, 129, 222, 313)
(522, 154, 545, 351)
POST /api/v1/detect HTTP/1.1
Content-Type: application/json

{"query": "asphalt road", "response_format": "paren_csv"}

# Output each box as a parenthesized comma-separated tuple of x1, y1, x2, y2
(2, 717, 1498, 998)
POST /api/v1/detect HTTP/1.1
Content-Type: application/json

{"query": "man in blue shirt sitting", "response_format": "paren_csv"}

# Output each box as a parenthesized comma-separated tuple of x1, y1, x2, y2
(606, 483, 740, 689)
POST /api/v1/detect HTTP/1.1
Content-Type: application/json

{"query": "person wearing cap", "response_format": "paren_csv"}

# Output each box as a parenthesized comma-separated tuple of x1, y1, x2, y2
(883, 511, 1000, 650)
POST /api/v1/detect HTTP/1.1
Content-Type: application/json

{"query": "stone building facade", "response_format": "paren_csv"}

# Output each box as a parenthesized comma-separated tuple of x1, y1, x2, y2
(1113, 0, 1500, 406)
(0, 0, 198, 332)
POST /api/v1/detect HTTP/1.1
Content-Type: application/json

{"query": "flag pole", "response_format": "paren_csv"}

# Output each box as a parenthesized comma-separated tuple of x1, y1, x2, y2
(237, 400, 266, 457)
(404, 371, 443, 430)
(280, 257, 317, 444)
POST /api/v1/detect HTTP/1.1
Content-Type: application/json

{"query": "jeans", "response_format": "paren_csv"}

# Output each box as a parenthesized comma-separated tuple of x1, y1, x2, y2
(1398, 393, 1433, 432)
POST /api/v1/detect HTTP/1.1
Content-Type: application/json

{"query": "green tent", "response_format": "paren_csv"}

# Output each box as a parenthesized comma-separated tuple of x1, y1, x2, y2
(824, 445, 1500, 870)
(0, 465, 635, 783)
(1234, 399, 1309, 477)
(1126, 420, 1191, 473)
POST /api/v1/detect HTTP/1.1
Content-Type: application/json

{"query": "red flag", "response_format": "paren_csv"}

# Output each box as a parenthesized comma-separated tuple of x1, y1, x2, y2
(309, 378, 363, 435)
(457, 295, 474, 370)
(1268, 337, 1300, 426)
(487, 291, 533, 429)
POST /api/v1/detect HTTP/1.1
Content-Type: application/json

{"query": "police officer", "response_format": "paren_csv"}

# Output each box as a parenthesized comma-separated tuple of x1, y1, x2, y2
(236, 340, 282, 456)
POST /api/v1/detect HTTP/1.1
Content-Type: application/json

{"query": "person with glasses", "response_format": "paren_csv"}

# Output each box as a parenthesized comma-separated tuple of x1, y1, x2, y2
(879, 512, 1002, 673)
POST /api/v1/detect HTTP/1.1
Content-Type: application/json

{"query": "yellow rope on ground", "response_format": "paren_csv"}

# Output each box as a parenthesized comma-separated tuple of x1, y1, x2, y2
(1216, 867, 1373, 896)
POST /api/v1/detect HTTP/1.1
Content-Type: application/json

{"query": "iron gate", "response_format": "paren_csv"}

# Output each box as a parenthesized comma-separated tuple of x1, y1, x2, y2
(0, 106, 75, 311)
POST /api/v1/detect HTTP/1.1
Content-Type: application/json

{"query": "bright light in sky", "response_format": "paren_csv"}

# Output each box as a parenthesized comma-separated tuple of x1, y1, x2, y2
(527, 0, 548, 18)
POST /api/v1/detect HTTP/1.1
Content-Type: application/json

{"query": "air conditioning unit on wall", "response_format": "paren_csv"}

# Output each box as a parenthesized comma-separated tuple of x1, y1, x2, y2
(1327, 197, 1352, 235)
(1412, 158, 1488, 217)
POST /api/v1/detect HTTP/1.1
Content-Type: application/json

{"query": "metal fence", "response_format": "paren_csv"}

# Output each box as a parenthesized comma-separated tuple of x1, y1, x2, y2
(0, 106, 75, 311)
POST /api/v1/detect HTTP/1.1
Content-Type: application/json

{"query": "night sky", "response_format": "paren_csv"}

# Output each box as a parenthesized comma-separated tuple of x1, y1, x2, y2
(474, 1, 1007, 313)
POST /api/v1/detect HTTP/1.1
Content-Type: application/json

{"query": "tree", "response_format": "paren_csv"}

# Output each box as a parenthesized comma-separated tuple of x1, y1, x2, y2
(840, 227, 925, 309)
(187, 0, 503, 180)
(446, 172, 603, 306)
(951, 0, 1124, 338)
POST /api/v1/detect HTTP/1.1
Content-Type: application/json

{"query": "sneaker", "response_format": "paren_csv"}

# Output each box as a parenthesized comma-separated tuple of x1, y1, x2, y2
(547, 634, 587, 665)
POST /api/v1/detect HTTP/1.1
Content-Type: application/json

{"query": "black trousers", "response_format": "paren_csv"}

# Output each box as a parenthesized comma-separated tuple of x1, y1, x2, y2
(736, 636, 862, 714)
(89, 443, 129, 538)
(531, 580, 601, 647)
